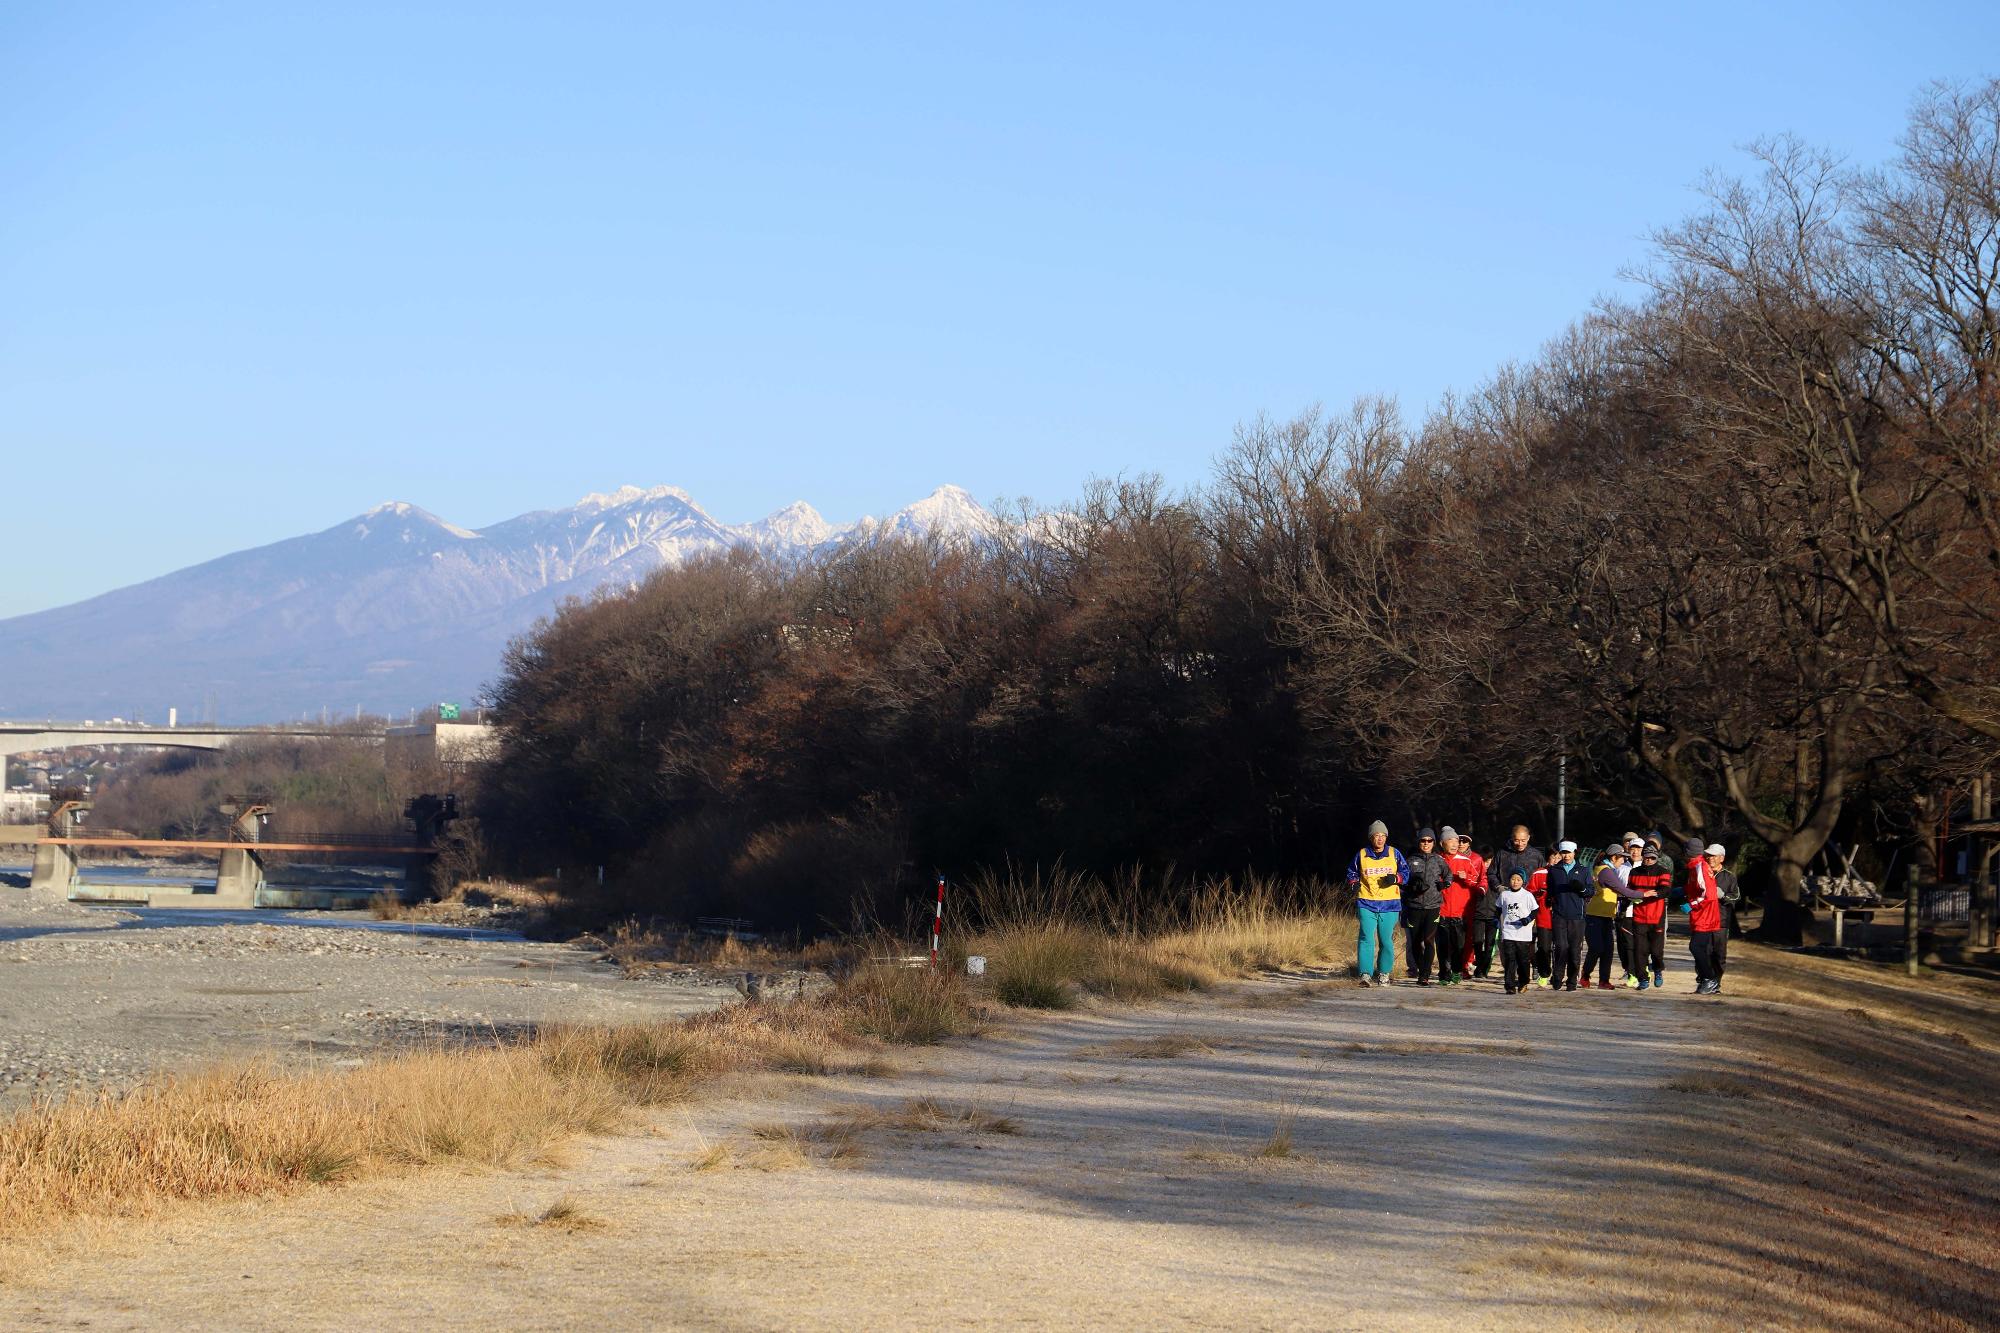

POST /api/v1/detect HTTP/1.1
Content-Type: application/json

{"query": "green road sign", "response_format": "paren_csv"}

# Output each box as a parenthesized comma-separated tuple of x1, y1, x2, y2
(438, 703, 460, 721)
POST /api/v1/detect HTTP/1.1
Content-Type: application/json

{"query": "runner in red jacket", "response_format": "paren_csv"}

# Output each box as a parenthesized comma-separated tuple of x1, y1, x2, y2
(1626, 847, 1673, 990)
(1527, 855, 1555, 987)
(1685, 839, 1725, 996)
(1439, 828, 1480, 986)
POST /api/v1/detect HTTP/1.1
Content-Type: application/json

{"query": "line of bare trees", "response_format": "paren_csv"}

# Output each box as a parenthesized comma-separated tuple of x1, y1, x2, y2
(480, 81, 2000, 940)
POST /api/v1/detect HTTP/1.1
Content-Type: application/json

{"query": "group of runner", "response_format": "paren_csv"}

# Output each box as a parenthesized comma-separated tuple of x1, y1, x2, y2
(1345, 820, 1739, 995)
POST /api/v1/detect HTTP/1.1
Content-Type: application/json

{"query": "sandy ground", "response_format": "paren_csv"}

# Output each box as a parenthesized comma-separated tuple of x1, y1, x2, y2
(0, 891, 744, 1106)
(0, 944, 1731, 1331)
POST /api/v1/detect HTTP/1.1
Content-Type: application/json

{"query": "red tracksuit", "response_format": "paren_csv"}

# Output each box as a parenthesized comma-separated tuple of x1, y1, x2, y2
(1626, 864, 1673, 983)
(1528, 866, 1552, 980)
(1687, 859, 1724, 988)
(1441, 851, 1483, 980)
(1457, 852, 1489, 974)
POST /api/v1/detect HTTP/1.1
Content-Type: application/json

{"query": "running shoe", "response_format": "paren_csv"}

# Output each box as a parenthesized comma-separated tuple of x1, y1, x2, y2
(1597, 980, 1614, 990)
(1624, 976, 1640, 989)
(1564, 983, 1577, 992)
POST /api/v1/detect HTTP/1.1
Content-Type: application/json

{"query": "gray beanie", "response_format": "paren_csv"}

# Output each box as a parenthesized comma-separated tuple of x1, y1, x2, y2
(1439, 825, 1458, 844)
(1367, 820, 1389, 839)
(1417, 827, 1436, 841)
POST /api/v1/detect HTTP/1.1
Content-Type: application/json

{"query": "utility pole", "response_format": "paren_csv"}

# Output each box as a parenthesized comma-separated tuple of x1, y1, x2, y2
(1556, 754, 1567, 845)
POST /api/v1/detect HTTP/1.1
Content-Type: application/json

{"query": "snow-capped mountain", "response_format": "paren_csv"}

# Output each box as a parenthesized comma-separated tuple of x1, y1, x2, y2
(0, 485, 997, 722)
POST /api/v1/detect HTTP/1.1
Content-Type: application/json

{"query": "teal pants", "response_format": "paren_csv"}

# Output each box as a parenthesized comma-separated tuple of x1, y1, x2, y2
(1358, 909, 1398, 978)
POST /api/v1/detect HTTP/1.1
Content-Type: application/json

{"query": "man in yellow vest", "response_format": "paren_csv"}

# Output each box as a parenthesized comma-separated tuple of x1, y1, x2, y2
(1346, 820, 1410, 987)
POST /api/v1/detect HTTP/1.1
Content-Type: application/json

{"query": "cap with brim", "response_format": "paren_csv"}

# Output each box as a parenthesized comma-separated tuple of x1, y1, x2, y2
(1705, 843, 1726, 856)
(1641, 846, 1659, 857)
(1558, 840, 1578, 853)
(1625, 837, 1645, 849)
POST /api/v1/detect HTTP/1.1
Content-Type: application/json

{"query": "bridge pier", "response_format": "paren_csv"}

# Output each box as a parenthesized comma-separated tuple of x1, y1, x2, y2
(208, 805, 269, 908)
(29, 838, 80, 899)
(213, 846, 265, 907)
(27, 801, 89, 901)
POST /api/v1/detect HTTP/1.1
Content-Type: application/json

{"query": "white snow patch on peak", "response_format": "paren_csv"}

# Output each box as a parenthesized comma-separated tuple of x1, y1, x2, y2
(577, 484, 699, 512)
(745, 500, 835, 547)
(354, 502, 480, 540)
(883, 484, 998, 537)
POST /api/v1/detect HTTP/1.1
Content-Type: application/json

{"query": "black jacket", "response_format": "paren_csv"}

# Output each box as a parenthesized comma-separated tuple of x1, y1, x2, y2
(1546, 861, 1591, 919)
(1484, 845, 1544, 918)
(1403, 851, 1449, 912)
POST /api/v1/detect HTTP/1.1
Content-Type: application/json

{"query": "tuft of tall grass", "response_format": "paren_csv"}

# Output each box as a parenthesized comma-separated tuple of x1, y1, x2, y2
(839, 963, 979, 1043)
(964, 866, 1355, 1007)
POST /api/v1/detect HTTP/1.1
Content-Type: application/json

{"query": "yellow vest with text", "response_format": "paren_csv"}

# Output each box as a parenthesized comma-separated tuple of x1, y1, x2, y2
(1356, 848, 1403, 908)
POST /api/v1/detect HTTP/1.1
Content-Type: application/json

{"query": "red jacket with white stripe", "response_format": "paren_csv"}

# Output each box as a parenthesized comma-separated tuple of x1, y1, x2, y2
(1685, 859, 1722, 933)
(1443, 852, 1484, 919)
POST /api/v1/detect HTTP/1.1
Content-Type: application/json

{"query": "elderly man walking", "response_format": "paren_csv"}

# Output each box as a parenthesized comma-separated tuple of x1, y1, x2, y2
(1686, 839, 1726, 995)
(1483, 825, 1543, 982)
(1545, 840, 1590, 991)
(1346, 820, 1409, 988)
(1709, 844, 1740, 959)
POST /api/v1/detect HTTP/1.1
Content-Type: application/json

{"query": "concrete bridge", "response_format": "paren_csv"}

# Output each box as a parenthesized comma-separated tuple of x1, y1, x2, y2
(0, 721, 376, 790)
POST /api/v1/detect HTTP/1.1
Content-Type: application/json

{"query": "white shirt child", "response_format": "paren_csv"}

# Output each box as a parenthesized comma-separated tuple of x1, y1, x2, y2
(1499, 887, 1538, 942)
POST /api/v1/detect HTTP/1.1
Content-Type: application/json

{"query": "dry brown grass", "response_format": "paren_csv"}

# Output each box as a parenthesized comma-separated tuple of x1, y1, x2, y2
(730, 1097, 1022, 1170)
(0, 959, 974, 1247)
(494, 1195, 607, 1232)
(0, 1048, 623, 1244)
(965, 868, 1357, 1009)
(595, 920, 858, 979)
(1338, 1039, 1537, 1059)
(1254, 1112, 1298, 1160)
(1072, 1034, 1216, 1060)
(1232, 980, 1344, 1008)
(743, 1121, 866, 1170)
(372, 878, 565, 928)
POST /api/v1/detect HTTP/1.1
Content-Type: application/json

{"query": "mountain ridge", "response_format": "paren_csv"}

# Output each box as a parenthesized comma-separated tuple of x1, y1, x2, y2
(0, 485, 997, 723)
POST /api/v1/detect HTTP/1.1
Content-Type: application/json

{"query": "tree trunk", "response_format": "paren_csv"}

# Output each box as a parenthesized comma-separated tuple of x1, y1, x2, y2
(1761, 846, 1812, 946)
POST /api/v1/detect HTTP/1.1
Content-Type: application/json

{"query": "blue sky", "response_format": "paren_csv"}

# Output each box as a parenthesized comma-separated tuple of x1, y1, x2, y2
(3, 2, 1995, 617)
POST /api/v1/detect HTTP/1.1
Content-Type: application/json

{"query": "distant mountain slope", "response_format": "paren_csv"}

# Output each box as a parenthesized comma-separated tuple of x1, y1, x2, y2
(0, 486, 995, 722)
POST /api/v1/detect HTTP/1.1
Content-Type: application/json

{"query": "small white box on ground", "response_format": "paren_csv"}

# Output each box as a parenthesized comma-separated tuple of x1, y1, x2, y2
(966, 955, 986, 976)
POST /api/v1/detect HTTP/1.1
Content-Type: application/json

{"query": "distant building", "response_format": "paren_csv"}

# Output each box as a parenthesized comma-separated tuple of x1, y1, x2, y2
(386, 722, 497, 780)
(1, 791, 48, 824)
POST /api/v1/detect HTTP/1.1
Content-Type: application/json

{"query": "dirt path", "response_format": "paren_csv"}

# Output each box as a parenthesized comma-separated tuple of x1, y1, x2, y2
(0, 950, 1724, 1331)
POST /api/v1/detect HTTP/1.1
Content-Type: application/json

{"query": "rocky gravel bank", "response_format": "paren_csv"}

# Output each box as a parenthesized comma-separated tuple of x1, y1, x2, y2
(0, 894, 746, 1106)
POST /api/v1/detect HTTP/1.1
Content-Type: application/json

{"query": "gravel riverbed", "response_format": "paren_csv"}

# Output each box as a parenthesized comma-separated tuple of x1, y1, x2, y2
(0, 890, 752, 1106)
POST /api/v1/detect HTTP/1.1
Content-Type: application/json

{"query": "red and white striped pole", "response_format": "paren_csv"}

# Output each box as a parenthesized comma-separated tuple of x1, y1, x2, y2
(930, 874, 946, 966)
